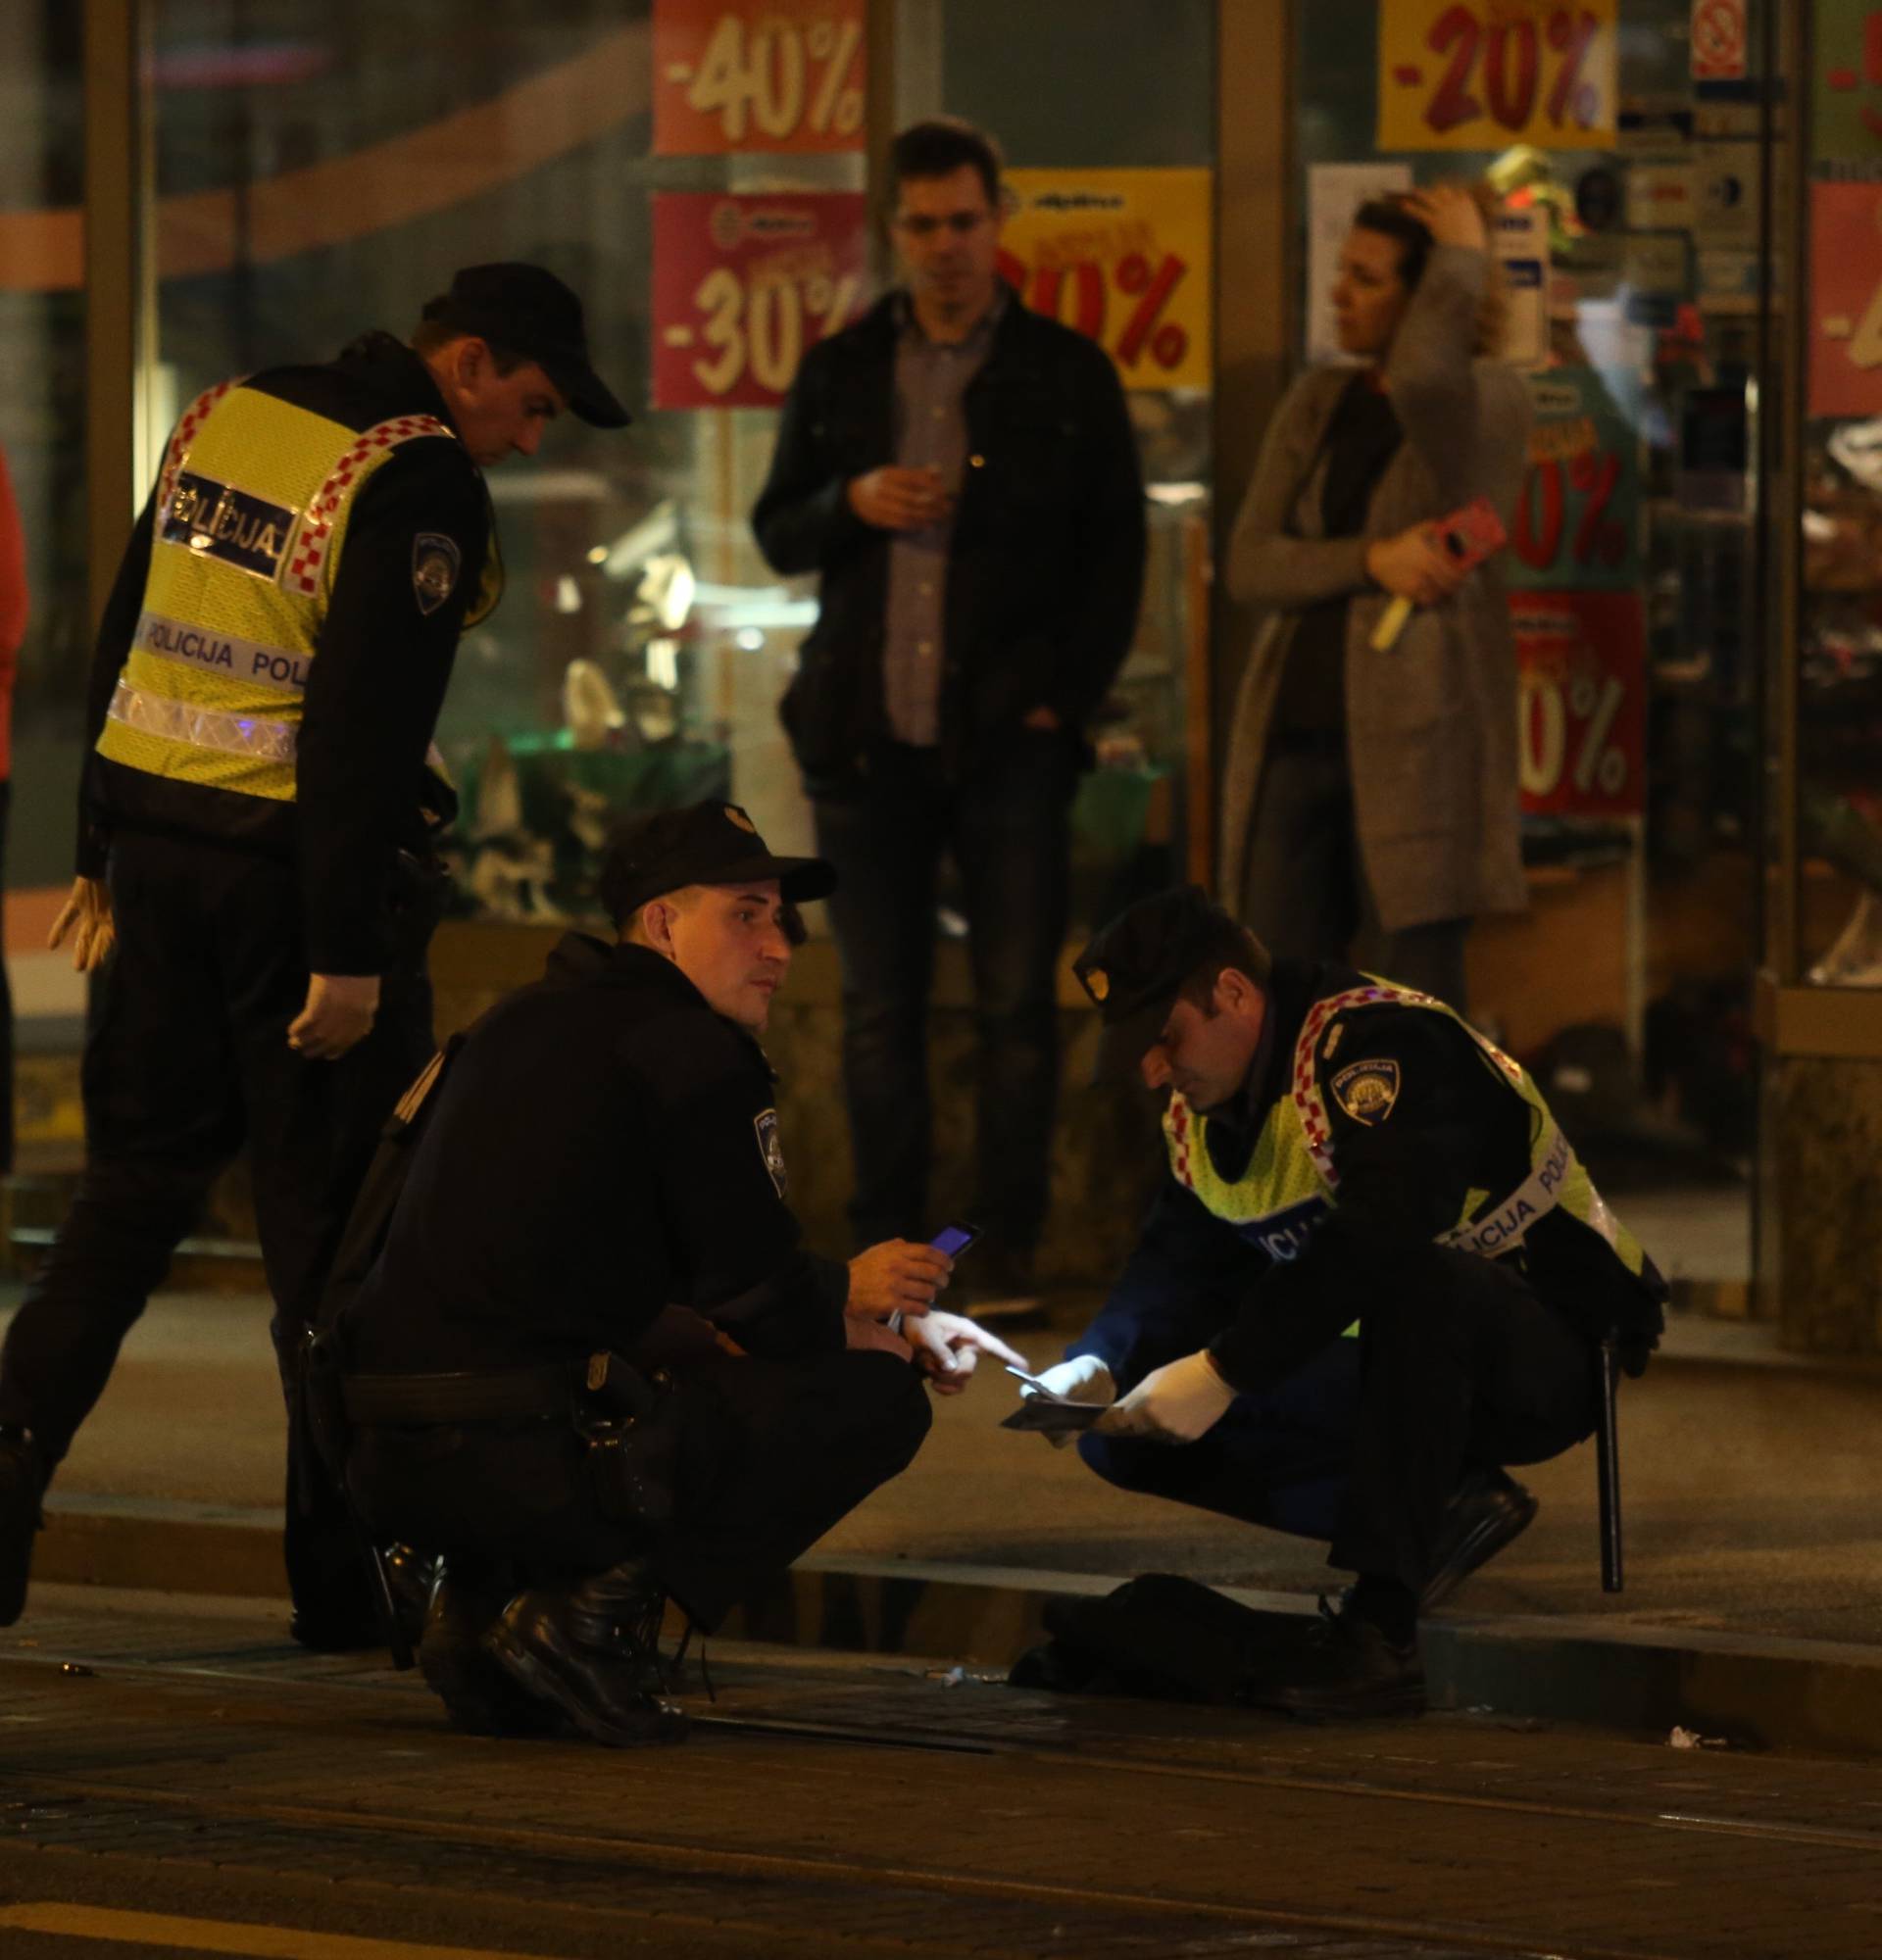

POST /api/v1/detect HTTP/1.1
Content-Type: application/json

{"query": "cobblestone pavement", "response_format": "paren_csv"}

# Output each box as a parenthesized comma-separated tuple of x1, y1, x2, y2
(0, 1592, 1876, 1959)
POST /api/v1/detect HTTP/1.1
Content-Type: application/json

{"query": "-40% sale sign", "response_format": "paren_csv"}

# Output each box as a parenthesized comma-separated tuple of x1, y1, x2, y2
(1511, 591, 1646, 818)
(653, 193, 868, 410)
(655, 0, 865, 154)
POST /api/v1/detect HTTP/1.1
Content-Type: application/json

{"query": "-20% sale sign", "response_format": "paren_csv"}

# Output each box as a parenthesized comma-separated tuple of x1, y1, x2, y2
(1378, 0, 1617, 151)
(654, 0, 865, 155)
(653, 193, 868, 409)
(1511, 591, 1646, 818)
(997, 169, 1213, 393)
(1505, 372, 1640, 593)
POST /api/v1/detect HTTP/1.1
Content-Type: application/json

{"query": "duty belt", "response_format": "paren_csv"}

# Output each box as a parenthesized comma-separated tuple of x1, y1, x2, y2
(342, 1363, 574, 1426)
(341, 1350, 653, 1427)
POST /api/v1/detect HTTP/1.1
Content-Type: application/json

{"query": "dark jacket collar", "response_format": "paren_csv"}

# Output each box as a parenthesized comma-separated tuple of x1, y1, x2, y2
(541, 931, 776, 1073)
(333, 331, 462, 438)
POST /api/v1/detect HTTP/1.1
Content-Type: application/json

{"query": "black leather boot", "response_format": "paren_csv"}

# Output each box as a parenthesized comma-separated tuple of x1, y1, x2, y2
(420, 1563, 563, 1738)
(485, 1556, 690, 1748)
(0, 1427, 46, 1628)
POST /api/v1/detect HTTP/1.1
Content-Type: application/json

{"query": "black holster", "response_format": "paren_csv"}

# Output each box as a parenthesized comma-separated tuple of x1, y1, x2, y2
(577, 1352, 681, 1531)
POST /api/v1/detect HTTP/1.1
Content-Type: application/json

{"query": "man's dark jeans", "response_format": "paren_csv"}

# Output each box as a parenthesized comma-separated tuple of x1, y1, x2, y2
(813, 733, 1075, 1253)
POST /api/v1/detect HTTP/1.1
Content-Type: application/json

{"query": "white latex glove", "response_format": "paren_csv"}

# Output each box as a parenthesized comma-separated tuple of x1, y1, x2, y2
(47, 876, 116, 973)
(1022, 1353, 1115, 1448)
(1093, 1349, 1236, 1446)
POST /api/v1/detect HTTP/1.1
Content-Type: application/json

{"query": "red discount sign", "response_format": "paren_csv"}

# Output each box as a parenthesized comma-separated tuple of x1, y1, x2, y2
(652, 192, 868, 410)
(1512, 591, 1645, 818)
(654, 0, 866, 156)
(1377, 1, 1617, 152)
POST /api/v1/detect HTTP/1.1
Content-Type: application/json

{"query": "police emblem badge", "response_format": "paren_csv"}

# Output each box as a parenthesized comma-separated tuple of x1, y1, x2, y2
(1330, 1058, 1401, 1126)
(754, 1107, 788, 1198)
(411, 533, 461, 615)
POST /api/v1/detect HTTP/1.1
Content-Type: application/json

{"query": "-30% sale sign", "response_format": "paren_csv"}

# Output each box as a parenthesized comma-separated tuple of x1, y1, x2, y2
(1506, 371, 1640, 592)
(1511, 591, 1645, 818)
(654, 0, 865, 155)
(652, 193, 868, 409)
(1378, 0, 1617, 152)
(997, 169, 1213, 393)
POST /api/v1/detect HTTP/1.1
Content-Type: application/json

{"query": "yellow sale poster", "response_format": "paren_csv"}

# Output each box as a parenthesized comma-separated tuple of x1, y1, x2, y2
(1378, 0, 1617, 153)
(997, 168, 1213, 393)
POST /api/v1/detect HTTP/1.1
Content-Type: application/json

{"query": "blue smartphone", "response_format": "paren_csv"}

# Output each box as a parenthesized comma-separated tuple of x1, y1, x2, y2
(929, 1220, 980, 1259)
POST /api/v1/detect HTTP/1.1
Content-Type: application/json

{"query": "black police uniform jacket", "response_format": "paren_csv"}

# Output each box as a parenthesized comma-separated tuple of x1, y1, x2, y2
(750, 289, 1147, 791)
(345, 934, 850, 1376)
(1070, 958, 1667, 1395)
(77, 332, 493, 977)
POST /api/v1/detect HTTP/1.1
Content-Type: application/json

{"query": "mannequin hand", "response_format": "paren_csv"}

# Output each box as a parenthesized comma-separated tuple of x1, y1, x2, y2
(1094, 1349, 1236, 1445)
(48, 877, 116, 972)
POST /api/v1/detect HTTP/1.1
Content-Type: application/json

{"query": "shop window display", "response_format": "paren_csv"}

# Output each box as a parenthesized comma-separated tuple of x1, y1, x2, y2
(1296, 0, 1768, 1241)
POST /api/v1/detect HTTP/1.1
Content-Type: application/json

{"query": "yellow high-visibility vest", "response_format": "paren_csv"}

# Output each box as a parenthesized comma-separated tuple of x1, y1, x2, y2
(96, 377, 497, 804)
(1165, 979, 1649, 1280)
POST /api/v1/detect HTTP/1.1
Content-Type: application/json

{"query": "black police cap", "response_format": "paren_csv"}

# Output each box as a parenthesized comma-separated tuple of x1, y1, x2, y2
(599, 801, 837, 926)
(427, 263, 631, 428)
(1072, 885, 1258, 1073)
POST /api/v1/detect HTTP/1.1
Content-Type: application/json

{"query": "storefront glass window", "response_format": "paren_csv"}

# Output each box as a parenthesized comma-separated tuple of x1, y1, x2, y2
(1294, 0, 1768, 1282)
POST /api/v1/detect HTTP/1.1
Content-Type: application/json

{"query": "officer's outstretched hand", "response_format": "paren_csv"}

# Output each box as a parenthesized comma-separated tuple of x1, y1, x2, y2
(902, 1309, 1027, 1397)
(1094, 1348, 1236, 1446)
(288, 973, 381, 1060)
(848, 1240, 953, 1319)
(48, 876, 116, 973)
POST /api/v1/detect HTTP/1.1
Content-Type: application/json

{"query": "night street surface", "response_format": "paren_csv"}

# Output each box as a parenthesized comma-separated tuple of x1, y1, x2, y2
(0, 1590, 1876, 1960)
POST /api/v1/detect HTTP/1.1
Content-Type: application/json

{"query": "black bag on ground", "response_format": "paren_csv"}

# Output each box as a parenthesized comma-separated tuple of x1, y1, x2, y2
(1009, 1572, 1300, 1704)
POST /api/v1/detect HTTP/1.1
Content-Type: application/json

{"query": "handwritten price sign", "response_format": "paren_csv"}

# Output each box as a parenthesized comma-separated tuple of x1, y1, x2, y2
(652, 192, 867, 409)
(1507, 371, 1640, 591)
(1512, 591, 1645, 818)
(1378, 0, 1616, 152)
(997, 169, 1213, 393)
(654, 0, 865, 156)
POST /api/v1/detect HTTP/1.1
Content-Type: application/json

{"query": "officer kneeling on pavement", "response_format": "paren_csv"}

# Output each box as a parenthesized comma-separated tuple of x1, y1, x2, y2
(1020, 886, 1665, 1718)
(321, 802, 1023, 1746)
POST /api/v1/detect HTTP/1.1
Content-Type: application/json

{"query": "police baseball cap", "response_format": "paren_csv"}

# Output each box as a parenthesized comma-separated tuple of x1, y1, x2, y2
(426, 264, 631, 428)
(599, 801, 837, 926)
(1073, 885, 1268, 1074)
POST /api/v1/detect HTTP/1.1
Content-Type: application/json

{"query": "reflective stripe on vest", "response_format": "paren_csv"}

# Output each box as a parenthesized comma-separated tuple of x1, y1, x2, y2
(97, 383, 467, 804)
(1164, 980, 1646, 1278)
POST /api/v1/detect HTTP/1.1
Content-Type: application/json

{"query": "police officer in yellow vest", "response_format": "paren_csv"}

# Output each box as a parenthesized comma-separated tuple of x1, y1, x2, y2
(1025, 885, 1665, 1717)
(0, 265, 631, 1647)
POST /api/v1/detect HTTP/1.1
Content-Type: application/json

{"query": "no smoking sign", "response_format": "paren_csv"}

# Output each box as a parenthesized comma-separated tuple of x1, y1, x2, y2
(1692, 0, 1747, 82)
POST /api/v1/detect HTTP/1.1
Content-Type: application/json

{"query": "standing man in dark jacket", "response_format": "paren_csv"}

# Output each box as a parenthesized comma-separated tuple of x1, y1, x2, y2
(0, 265, 632, 1646)
(340, 802, 1023, 1746)
(1020, 887, 1666, 1716)
(753, 119, 1147, 1309)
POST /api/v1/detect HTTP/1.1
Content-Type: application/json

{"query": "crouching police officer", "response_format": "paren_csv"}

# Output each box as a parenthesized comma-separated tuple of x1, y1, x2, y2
(325, 802, 1023, 1745)
(1024, 887, 1665, 1717)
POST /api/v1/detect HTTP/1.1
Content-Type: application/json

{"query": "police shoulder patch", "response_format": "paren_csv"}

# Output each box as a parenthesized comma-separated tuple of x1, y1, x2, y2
(412, 532, 461, 615)
(1330, 1057, 1401, 1126)
(754, 1106, 788, 1199)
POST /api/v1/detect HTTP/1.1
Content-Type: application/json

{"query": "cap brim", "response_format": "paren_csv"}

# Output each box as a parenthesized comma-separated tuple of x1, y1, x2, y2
(1095, 989, 1179, 1078)
(702, 852, 838, 905)
(542, 351, 632, 429)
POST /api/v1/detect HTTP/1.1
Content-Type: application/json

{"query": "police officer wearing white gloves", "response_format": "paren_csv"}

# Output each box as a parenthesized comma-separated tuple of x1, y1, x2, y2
(1026, 886, 1665, 1716)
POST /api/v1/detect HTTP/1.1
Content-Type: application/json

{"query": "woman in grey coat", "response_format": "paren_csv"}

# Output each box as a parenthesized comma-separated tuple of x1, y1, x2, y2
(1219, 183, 1532, 1010)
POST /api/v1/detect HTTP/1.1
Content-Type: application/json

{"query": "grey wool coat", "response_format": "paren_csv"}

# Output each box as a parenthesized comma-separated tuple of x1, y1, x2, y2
(1218, 244, 1533, 935)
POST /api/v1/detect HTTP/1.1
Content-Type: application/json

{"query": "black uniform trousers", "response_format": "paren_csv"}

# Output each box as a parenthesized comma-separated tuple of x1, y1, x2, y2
(0, 828, 437, 1615)
(347, 1348, 933, 1630)
(1080, 1248, 1597, 1596)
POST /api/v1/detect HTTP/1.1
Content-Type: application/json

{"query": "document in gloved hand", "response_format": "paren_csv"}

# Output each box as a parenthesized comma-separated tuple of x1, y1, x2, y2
(999, 1365, 1107, 1435)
